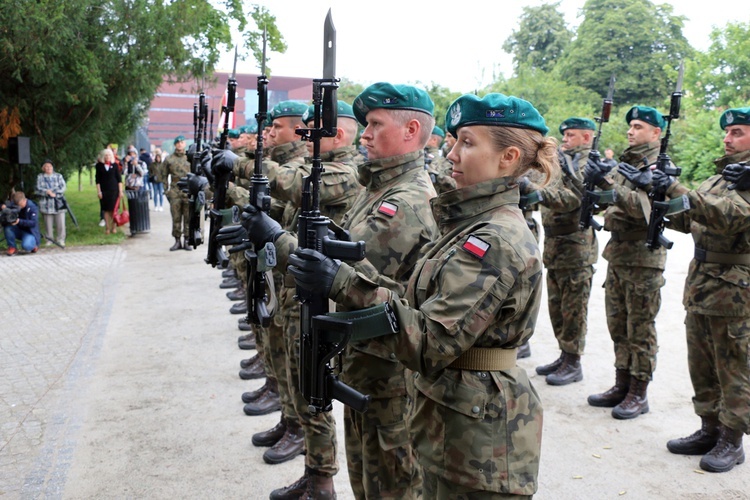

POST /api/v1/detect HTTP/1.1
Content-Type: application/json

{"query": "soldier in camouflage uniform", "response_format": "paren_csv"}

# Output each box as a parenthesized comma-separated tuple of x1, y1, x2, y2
(659, 107, 750, 473)
(232, 100, 363, 499)
(529, 118, 598, 386)
(288, 92, 556, 497)
(424, 125, 456, 194)
(585, 106, 667, 420)
(163, 135, 192, 251)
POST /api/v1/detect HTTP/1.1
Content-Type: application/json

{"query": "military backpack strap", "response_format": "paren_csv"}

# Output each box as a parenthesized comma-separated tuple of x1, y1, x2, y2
(449, 347, 518, 371)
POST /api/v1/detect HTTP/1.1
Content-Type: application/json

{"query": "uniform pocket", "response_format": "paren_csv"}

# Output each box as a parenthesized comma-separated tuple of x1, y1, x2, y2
(375, 419, 413, 492)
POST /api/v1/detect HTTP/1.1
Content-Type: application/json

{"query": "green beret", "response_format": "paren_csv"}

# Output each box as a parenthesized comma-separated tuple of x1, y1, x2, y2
(304, 105, 316, 124)
(338, 101, 356, 120)
(720, 107, 750, 130)
(174, 135, 186, 144)
(245, 122, 258, 134)
(626, 106, 666, 129)
(432, 126, 445, 138)
(445, 93, 549, 137)
(353, 82, 434, 126)
(271, 100, 309, 121)
(263, 116, 273, 129)
(227, 129, 240, 139)
(559, 117, 596, 135)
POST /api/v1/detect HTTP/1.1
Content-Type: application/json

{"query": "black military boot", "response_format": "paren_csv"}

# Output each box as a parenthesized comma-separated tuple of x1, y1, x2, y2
(536, 351, 564, 376)
(517, 341, 531, 359)
(238, 332, 256, 350)
(230, 301, 247, 315)
(252, 417, 287, 447)
(612, 377, 649, 420)
(244, 383, 281, 416)
(226, 288, 246, 301)
(588, 369, 630, 407)
(300, 470, 336, 500)
(699, 425, 745, 473)
(242, 377, 274, 404)
(240, 354, 259, 370)
(238, 318, 252, 332)
(546, 352, 583, 386)
(239, 356, 265, 380)
(269, 469, 310, 500)
(221, 267, 235, 278)
(263, 420, 305, 464)
(667, 416, 720, 455)
(220, 277, 241, 289)
(182, 237, 192, 251)
(169, 237, 182, 251)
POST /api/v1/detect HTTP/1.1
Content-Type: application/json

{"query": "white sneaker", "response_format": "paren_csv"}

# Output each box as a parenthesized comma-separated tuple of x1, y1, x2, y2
(45, 241, 52, 247)
(99, 219, 106, 227)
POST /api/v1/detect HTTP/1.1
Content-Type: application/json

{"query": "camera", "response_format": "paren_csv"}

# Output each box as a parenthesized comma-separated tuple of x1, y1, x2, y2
(0, 207, 20, 226)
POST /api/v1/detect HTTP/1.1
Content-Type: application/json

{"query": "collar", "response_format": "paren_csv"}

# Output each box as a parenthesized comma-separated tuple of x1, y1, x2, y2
(431, 176, 519, 231)
(714, 149, 750, 173)
(357, 150, 424, 189)
(270, 141, 308, 165)
(620, 140, 660, 166)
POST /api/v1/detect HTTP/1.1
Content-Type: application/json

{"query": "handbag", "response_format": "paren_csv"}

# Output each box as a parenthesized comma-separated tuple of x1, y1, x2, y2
(113, 195, 130, 226)
(54, 196, 66, 211)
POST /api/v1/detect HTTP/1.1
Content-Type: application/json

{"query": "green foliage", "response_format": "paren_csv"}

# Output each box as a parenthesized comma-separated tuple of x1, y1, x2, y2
(670, 105, 726, 182)
(687, 22, 750, 109)
(422, 83, 462, 131)
(503, 2, 573, 72)
(338, 78, 366, 107)
(558, 0, 693, 104)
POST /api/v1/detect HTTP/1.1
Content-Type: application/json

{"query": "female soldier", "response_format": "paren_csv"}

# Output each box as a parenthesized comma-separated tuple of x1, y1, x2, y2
(289, 93, 557, 497)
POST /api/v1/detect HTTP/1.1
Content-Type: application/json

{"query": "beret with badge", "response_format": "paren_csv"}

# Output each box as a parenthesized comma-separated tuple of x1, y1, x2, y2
(304, 100, 356, 125)
(174, 135, 186, 144)
(625, 105, 666, 129)
(446, 93, 549, 137)
(270, 100, 310, 121)
(559, 117, 596, 135)
(353, 82, 434, 126)
(720, 107, 750, 130)
(227, 129, 240, 139)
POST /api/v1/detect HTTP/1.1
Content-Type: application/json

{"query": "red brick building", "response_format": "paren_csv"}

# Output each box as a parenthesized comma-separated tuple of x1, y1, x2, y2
(143, 72, 312, 153)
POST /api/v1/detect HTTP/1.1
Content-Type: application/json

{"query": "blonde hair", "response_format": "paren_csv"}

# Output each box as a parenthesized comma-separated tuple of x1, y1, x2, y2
(486, 127, 559, 187)
(390, 109, 435, 148)
(97, 148, 113, 163)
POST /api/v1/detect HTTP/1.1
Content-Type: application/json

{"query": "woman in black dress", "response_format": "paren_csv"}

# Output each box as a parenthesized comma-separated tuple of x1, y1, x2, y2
(95, 148, 123, 234)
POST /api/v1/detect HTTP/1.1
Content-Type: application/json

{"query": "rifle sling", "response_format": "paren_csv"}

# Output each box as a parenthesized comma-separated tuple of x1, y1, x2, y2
(449, 347, 518, 371)
(694, 248, 750, 265)
(323, 303, 400, 342)
(544, 223, 579, 237)
(609, 231, 648, 242)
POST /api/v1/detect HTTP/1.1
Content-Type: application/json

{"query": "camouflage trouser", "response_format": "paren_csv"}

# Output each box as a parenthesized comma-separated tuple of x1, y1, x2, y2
(604, 265, 665, 380)
(686, 313, 750, 434)
(547, 266, 594, 355)
(229, 250, 246, 285)
(281, 297, 338, 476)
(421, 469, 531, 499)
(344, 395, 419, 499)
(265, 291, 297, 425)
(168, 192, 189, 238)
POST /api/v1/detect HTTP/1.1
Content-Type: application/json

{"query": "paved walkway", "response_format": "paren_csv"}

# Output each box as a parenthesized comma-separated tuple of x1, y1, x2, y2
(1, 206, 749, 499)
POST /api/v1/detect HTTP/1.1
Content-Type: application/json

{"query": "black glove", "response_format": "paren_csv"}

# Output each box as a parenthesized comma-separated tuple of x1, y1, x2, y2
(584, 157, 613, 186)
(186, 143, 198, 164)
(651, 169, 676, 194)
(723, 162, 750, 190)
(617, 162, 652, 189)
(517, 175, 532, 194)
(211, 149, 238, 176)
(216, 223, 248, 247)
(288, 247, 340, 298)
(187, 172, 209, 196)
(240, 204, 283, 248)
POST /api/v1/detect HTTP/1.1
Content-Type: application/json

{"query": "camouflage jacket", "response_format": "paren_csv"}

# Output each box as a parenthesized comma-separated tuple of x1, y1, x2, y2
(536, 146, 597, 268)
(338, 149, 440, 398)
(602, 140, 666, 269)
(424, 145, 456, 194)
(331, 176, 543, 494)
(668, 149, 750, 316)
(163, 149, 190, 198)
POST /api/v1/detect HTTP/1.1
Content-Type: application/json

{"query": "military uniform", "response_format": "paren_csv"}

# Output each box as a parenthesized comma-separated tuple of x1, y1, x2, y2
(424, 145, 456, 195)
(163, 148, 191, 239)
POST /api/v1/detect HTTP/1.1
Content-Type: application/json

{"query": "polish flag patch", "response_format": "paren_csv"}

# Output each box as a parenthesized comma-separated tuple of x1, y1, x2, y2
(377, 201, 398, 217)
(462, 235, 491, 259)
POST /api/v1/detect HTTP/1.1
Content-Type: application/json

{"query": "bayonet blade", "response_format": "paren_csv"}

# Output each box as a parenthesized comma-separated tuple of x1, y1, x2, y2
(261, 27, 267, 77)
(323, 9, 336, 79)
(606, 73, 616, 101)
(675, 61, 684, 93)
(231, 45, 238, 79)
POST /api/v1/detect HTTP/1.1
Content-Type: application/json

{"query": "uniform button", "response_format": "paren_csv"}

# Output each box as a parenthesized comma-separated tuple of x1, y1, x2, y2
(478, 468, 484, 473)
(472, 406, 480, 414)
(390, 353, 396, 360)
(479, 372, 487, 378)
(741, 280, 748, 287)
(414, 373, 419, 379)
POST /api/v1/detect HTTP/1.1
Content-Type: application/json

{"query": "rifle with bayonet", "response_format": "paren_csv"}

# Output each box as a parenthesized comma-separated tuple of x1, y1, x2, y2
(184, 92, 209, 248)
(206, 47, 238, 268)
(294, 10, 370, 415)
(579, 74, 615, 231)
(646, 62, 684, 251)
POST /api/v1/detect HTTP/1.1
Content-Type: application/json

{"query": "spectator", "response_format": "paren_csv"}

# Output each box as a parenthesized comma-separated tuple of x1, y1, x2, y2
(150, 149, 165, 211)
(95, 148, 124, 235)
(124, 149, 144, 191)
(139, 147, 154, 200)
(2, 191, 41, 256)
(35, 159, 67, 247)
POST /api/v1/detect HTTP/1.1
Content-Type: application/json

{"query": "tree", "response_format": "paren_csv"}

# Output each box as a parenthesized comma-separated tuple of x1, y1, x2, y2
(687, 22, 750, 109)
(558, 0, 693, 104)
(0, 0, 284, 197)
(503, 2, 573, 73)
(422, 83, 462, 131)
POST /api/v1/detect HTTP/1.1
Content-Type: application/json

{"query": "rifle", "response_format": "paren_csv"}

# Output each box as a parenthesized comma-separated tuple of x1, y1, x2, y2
(646, 62, 683, 251)
(185, 92, 209, 248)
(295, 9, 369, 415)
(206, 47, 238, 268)
(579, 74, 615, 231)
(242, 27, 275, 327)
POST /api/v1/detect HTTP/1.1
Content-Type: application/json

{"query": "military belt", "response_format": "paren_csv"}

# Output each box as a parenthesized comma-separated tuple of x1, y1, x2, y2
(449, 347, 518, 371)
(320, 303, 401, 342)
(544, 223, 579, 237)
(609, 231, 648, 242)
(694, 248, 750, 265)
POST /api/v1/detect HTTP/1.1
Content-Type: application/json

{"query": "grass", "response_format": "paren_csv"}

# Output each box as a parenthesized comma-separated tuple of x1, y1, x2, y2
(1, 169, 126, 250)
